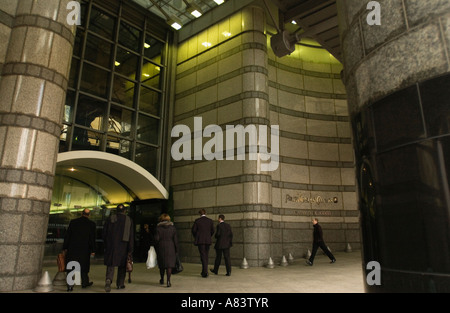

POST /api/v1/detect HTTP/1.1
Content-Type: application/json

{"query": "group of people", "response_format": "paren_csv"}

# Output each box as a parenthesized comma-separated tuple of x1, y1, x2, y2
(62, 205, 335, 292)
(62, 206, 234, 292)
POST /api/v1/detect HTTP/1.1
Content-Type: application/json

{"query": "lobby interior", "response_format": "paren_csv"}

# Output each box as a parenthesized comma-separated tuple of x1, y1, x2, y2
(0, 0, 449, 293)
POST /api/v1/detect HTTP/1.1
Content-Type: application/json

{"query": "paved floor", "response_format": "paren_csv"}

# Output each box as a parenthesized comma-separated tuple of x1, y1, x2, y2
(34, 251, 365, 294)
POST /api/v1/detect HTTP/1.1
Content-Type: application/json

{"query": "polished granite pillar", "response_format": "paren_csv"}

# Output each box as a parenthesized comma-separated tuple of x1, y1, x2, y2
(338, 0, 450, 292)
(172, 5, 276, 267)
(0, 0, 75, 291)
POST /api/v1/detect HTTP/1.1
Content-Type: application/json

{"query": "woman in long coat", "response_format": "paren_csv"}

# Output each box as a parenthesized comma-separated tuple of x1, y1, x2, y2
(154, 213, 179, 287)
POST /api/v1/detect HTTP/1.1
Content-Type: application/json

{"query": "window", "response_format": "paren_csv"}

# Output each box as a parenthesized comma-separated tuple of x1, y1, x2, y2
(62, 0, 169, 179)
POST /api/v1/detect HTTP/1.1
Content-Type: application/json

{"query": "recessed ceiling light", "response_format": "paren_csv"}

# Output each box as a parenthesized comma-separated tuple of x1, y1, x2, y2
(187, 3, 202, 18)
(167, 15, 183, 30)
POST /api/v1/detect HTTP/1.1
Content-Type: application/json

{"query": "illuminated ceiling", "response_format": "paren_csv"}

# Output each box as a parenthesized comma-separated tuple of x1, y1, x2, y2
(131, 0, 225, 27)
(130, 0, 341, 60)
(53, 151, 169, 212)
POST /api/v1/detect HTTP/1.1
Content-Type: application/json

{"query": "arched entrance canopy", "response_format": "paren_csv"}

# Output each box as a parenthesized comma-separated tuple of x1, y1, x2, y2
(57, 151, 169, 202)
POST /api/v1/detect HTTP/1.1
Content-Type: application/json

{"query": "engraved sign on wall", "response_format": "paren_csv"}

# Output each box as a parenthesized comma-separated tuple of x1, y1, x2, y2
(285, 194, 339, 217)
(285, 194, 338, 205)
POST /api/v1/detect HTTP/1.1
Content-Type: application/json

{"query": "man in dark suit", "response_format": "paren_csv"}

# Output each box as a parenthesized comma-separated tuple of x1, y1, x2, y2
(63, 208, 96, 291)
(306, 218, 336, 266)
(210, 214, 233, 276)
(191, 209, 214, 277)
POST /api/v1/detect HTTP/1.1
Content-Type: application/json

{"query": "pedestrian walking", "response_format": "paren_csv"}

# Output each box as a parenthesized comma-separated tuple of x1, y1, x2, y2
(210, 214, 233, 276)
(102, 204, 134, 292)
(306, 218, 336, 266)
(191, 209, 214, 277)
(63, 208, 96, 291)
(155, 214, 179, 288)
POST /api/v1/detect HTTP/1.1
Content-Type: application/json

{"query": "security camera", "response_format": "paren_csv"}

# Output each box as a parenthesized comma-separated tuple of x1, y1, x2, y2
(270, 30, 297, 58)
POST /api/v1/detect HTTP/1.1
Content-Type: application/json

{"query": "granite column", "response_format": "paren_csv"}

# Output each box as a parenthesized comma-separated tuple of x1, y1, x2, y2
(0, 0, 76, 291)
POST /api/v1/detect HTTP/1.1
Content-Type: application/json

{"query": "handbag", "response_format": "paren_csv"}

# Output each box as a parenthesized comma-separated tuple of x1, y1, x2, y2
(126, 254, 133, 273)
(146, 246, 157, 269)
(173, 254, 183, 274)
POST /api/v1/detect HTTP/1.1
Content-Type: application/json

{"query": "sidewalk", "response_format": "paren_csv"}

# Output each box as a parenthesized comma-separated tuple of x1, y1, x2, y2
(36, 251, 365, 294)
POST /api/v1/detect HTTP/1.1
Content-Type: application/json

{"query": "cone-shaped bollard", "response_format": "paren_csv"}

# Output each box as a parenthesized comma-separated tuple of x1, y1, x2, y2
(305, 249, 311, 259)
(280, 255, 288, 266)
(288, 253, 294, 264)
(34, 271, 54, 293)
(266, 257, 275, 269)
(53, 271, 67, 286)
(346, 243, 352, 253)
(240, 257, 249, 269)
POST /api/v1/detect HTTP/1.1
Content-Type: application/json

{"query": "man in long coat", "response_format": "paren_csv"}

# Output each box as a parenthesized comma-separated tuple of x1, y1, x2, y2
(102, 204, 134, 292)
(63, 208, 96, 291)
(191, 209, 214, 277)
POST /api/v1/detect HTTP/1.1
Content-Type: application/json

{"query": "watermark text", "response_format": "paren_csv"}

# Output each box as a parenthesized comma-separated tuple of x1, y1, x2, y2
(67, 1, 81, 26)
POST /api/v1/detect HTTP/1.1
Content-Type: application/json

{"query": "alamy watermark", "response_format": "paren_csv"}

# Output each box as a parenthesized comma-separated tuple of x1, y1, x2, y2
(66, 261, 81, 286)
(67, 1, 81, 26)
(367, 1, 381, 26)
(366, 261, 382, 286)
(171, 117, 280, 172)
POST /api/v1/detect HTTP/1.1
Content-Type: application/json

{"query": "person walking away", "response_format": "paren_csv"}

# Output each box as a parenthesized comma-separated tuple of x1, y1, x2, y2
(191, 209, 214, 277)
(139, 223, 154, 262)
(63, 208, 96, 291)
(210, 214, 233, 276)
(306, 218, 336, 266)
(102, 204, 134, 292)
(155, 214, 179, 288)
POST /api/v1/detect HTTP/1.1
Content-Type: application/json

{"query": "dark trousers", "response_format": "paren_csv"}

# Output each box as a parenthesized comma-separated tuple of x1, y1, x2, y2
(309, 241, 335, 263)
(81, 271, 90, 286)
(197, 244, 210, 275)
(213, 248, 231, 274)
(106, 265, 126, 287)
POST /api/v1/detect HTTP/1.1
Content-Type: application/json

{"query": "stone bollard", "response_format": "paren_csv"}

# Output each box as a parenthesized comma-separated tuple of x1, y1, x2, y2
(280, 255, 288, 266)
(288, 253, 294, 264)
(266, 257, 275, 269)
(240, 257, 249, 269)
(305, 249, 311, 259)
(34, 271, 54, 293)
(346, 243, 353, 253)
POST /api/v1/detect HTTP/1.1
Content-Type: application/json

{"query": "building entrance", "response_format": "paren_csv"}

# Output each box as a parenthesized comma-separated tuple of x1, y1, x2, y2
(45, 151, 169, 261)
